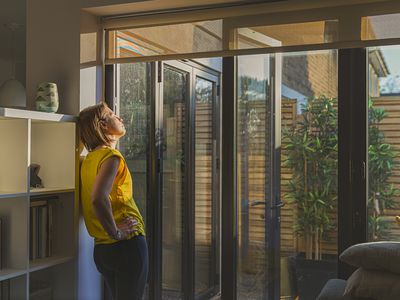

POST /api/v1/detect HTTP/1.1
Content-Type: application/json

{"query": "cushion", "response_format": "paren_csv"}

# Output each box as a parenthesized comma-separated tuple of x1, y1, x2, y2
(339, 242, 400, 274)
(316, 279, 351, 300)
(344, 268, 400, 300)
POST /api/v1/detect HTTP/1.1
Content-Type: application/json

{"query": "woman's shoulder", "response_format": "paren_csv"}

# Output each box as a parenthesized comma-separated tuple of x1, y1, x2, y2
(92, 147, 124, 163)
(88, 147, 122, 156)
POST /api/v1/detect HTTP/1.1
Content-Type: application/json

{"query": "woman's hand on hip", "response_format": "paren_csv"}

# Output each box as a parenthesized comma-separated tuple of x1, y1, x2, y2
(117, 216, 138, 239)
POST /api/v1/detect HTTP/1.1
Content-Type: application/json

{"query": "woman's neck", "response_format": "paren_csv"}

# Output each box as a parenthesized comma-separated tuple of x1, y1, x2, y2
(94, 141, 117, 151)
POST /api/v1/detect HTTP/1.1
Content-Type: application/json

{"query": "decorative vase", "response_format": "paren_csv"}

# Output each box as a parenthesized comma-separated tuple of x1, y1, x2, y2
(35, 82, 59, 113)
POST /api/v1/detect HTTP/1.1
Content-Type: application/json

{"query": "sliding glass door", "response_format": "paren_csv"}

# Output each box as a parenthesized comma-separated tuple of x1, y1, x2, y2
(115, 60, 221, 300)
(160, 61, 220, 299)
(232, 49, 339, 300)
(236, 53, 282, 300)
(114, 60, 220, 300)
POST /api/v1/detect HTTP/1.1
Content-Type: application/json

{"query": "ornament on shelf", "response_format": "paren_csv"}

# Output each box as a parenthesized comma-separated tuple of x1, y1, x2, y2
(29, 164, 44, 188)
(35, 82, 59, 113)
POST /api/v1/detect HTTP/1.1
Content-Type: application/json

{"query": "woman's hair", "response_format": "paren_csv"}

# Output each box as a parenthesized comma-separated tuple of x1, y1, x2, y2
(77, 102, 112, 151)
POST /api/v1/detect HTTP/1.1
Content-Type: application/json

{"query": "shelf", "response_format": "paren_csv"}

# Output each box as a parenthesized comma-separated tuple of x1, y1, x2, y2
(0, 192, 28, 199)
(29, 255, 74, 273)
(29, 187, 74, 196)
(0, 106, 78, 299)
(0, 268, 26, 281)
(0, 107, 75, 122)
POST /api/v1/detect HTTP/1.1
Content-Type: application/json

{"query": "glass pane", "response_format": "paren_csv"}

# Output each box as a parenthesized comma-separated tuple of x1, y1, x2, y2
(362, 14, 400, 41)
(232, 20, 338, 50)
(194, 77, 214, 295)
(281, 50, 338, 300)
(237, 54, 270, 299)
(367, 46, 400, 242)
(237, 50, 339, 300)
(117, 62, 151, 299)
(162, 65, 188, 299)
(107, 20, 222, 59)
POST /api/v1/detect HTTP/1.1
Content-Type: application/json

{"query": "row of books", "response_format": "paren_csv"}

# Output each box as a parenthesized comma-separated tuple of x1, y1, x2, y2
(0, 280, 9, 300)
(30, 279, 52, 300)
(0, 279, 52, 300)
(30, 196, 56, 260)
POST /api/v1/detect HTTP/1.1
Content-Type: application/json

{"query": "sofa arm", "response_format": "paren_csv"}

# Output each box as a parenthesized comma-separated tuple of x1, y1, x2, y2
(317, 279, 352, 300)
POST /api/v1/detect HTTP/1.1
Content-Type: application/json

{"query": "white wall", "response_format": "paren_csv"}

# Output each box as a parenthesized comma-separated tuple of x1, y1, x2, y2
(0, 59, 12, 86)
(78, 10, 103, 300)
(26, 0, 80, 115)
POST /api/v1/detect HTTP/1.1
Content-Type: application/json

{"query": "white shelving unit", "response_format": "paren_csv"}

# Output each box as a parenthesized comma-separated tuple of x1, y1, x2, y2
(0, 108, 78, 299)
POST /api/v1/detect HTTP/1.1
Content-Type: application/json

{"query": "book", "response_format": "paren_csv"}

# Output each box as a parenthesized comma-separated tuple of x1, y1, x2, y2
(48, 204, 53, 257)
(30, 206, 38, 260)
(0, 218, 2, 270)
(39, 205, 48, 258)
(30, 200, 47, 260)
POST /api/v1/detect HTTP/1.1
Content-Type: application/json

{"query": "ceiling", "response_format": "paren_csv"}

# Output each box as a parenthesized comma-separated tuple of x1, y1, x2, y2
(82, 0, 269, 16)
(81, 0, 396, 20)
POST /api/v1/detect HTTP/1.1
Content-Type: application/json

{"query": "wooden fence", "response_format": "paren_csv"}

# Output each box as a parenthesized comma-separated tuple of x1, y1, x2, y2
(128, 97, 400, 281)
(234, 97, 400, 259)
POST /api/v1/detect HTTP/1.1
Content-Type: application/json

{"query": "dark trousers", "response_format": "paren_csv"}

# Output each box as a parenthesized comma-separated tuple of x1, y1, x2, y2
(94, 235, 148, 300)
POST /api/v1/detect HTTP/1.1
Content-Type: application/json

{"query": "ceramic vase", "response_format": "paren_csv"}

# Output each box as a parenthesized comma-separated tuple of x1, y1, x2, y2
(35, 82, 59, 113)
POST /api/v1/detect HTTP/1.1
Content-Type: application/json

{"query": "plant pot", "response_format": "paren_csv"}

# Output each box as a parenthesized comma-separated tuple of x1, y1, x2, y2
(294, 254, 337, 300)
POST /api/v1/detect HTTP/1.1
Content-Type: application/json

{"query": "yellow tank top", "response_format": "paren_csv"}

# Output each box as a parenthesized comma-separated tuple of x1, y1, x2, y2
(80, 147, 145, 244)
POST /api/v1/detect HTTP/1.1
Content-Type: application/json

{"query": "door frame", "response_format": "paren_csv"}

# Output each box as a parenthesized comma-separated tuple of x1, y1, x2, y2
(161, 60, 194, 300)
(192, 67, 221, 300)
(159, 60, 221, 300)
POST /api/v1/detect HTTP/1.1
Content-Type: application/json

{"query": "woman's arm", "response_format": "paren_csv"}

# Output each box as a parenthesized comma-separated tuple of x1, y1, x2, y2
(91, 156, 135, 240)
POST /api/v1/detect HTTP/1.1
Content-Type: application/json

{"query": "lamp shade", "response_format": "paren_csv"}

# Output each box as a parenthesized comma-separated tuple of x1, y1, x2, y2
(0, 78, 26, 108)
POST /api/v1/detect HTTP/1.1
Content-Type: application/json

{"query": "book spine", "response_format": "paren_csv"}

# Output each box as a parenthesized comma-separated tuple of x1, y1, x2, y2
(30, 207, 38, 260)
(40, 206, 48, 258)
(0, 218, 2, 270)
(48, 204, 53, 257)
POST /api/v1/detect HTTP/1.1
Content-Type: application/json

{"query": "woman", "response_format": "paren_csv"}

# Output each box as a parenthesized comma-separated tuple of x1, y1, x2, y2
(78, 102, 148, 300)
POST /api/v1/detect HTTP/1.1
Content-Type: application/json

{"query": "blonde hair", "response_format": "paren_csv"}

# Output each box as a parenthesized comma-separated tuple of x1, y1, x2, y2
(77, 102, 112, 151)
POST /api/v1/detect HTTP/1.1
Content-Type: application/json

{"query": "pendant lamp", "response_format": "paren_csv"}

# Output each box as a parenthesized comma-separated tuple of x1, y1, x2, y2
(0, 22, 26, 108)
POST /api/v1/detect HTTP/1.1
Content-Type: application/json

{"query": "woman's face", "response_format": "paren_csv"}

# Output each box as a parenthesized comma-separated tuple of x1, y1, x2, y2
(101, 107, 126, 138)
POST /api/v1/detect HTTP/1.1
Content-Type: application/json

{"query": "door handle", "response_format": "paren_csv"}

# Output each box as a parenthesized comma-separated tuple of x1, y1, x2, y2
(249, 200, 285, 209)
(250, 200, 266, 207)
(271, 202, 285, 209)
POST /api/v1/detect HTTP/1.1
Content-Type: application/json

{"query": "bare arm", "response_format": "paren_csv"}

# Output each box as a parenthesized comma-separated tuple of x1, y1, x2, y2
(91, 156, 135, 240)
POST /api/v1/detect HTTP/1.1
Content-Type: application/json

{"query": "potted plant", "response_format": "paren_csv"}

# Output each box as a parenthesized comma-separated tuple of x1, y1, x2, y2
(283, 95, 338, 299)
(283, 96, 398, 299)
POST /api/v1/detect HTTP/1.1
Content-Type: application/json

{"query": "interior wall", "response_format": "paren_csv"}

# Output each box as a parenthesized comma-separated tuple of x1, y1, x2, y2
(0, 59, 12, 86)
(78, 10, 103, 300)
(26, 0, 80, 115)
(0, 0, 26, 108)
